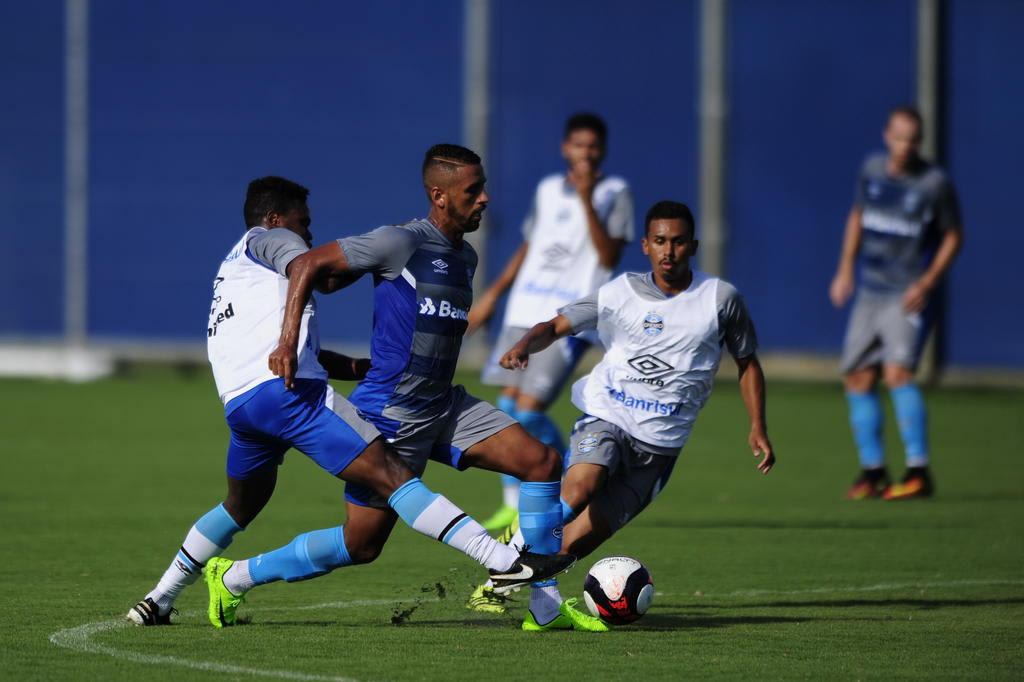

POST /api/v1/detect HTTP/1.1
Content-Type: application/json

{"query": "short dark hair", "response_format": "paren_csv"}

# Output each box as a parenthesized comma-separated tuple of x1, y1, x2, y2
(243, 176, 309, 228)
(422, 144, 482, 185)
(564, 112, 607, 144)
(889, 105, 924, 137)
(644, 200, 696, 238)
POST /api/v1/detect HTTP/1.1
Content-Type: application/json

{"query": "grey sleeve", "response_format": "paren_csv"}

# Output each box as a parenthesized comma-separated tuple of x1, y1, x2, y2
(337, 226, 417, 280)
(717, 281, 758, 358)
(605, 187, 635, 241)
(934, 176, 962, 232)
(521, 191, 539, 240)
(557, 292, 599, 333)
(247, 229, 308, 278)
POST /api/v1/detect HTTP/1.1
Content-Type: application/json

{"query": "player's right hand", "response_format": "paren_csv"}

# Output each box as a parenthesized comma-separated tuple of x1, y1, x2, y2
(829, 269, 854, 308)
(499, 346, 530, 371)
(268, 343, 298, 389)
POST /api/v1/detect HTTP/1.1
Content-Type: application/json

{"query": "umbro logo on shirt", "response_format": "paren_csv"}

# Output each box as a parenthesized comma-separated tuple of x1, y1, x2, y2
(419, 297, 468, 321)
(627, 354, 673, 376)
(432, 258, 449, 274)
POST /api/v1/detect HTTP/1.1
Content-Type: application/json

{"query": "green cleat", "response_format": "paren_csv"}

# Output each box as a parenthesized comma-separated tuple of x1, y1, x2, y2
(481, 504, 519, 533)
(466, 583, 513, 614)
(496, 515, 520, 545)
(559, 597, 610, 632)
(204, 557, 246, 628)
(521, 598, 610, 632)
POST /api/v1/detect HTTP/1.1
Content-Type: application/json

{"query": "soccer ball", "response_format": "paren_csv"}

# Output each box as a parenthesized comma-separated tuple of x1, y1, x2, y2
(582, 556, 654, 625)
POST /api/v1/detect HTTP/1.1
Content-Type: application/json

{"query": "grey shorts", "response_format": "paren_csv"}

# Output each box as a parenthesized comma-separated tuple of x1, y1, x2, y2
(481, 325, 591, 404)
(345, 384, 517, 508)
(567, 416, 678, 534)
(839, 291, 934, 374)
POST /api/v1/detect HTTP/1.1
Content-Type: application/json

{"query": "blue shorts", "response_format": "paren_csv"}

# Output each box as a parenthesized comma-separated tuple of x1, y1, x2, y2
(224, 379, 381, 480)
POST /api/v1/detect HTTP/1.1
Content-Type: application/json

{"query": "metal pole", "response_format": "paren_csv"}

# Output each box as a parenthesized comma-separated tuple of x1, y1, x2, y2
(916, 0, 939, 160)
(463, 0, 491, 292)
(64, 0, 89, 347)
(699, 0, 727, 276)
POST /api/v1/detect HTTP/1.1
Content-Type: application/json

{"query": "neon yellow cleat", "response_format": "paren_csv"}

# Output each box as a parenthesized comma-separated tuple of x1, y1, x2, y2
(204, 557, 246, 628)
(496, 515, 520, 545)
(466, 583, 512, 614)
(559, 597, 610, 632)
(522, 609, 572, 631)
(481, 504, 519, 533)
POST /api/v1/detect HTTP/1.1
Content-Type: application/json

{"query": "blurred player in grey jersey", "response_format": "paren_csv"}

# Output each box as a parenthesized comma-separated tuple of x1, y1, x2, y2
(829, 106, 963, 500)
(469, 113, 634, 531)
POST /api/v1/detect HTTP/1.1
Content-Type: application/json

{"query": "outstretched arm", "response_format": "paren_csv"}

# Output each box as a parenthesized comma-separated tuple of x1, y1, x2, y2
(735, 353, 775, 474)
(466, 242, 528, 335)
(499, 314, 576, 370)
(269, 242, 353, 388)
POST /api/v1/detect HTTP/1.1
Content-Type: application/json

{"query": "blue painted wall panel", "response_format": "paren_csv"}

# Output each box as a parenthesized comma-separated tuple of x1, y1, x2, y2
(726, 0, 914, 354)
(486, 0, 699, 319)
(0, 2, 64, 335)
(943, 0, 1024, 367)
(86, 0, 463, 340)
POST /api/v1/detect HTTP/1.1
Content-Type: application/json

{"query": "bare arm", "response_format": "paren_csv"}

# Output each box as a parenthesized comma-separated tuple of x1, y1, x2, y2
(572, 161, 626, 268)
(499, 314, 576, 370)
(269, 242, 353, 388)
(735, 353, 775, 474)
(902, 226, 963, 313)
(466, 242, 529, 335)
(317, 350, 371, 382)
(829, 206, 863, 308)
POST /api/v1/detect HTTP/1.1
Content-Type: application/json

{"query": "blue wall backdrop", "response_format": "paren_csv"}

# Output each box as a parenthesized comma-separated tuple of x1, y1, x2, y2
(2, 0, 1021, 368)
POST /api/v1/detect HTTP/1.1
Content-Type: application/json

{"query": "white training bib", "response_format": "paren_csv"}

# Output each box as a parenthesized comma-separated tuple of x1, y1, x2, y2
(571, 271, 723, 450)
(503, 175, 630, 330)
(207, 227, 326, 405)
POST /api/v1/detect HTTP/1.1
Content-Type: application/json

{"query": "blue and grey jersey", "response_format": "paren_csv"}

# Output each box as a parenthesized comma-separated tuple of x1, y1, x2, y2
(338, 219, 476, 437)
(854, 152, 961, 293)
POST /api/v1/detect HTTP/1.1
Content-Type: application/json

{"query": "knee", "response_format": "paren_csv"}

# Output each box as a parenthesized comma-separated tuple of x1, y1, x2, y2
(520, 445, 562, 482)
(346, 539, 385, 565)
(844, 369, 878, 394)
(883, 366, 914, 389)
(561, 476, 596, 511)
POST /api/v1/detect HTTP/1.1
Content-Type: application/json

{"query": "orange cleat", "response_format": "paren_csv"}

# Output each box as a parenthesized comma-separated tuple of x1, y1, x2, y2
(883, 469, 934, 500)
(845, 469, 889, 500)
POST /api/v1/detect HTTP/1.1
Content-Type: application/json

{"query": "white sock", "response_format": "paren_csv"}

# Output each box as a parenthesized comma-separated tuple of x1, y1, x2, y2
(529, 583, 564, 625)
(146, 525, 227, 615)
(508, 527, 526, 550)
(223, 560, 255, 595)
(502, 484, 519, 509)
(408, 495, 518, 571)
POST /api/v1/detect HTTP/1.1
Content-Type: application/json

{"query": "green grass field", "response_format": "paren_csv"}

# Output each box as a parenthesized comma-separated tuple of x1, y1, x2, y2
(2, 369, 1022, 680)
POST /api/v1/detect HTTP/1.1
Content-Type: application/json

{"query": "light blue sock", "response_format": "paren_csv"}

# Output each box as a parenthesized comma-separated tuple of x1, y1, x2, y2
(496, 397, 521, 492)
(890, 383, 929, 467)
(178, 503, 243, 573)
(560, 498, 576, 524)
(249, 526, 352, 585)
(388, 478, 441, 527)
(847, 391, 884, 469)
(520, 481, 562, 587)
(517, 410, 566, 453)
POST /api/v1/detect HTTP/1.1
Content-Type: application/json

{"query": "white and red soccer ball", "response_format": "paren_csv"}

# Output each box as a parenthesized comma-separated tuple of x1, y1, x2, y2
(582, 556, 654, 625)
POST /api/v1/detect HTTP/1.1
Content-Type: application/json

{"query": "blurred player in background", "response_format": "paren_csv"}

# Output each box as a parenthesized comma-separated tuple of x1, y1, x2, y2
(215, 145, 599, 630)
(471, 200, 775, 631)
(829, 106, 963, 500)
(468, 113, 634, 531)
(127, 176, 570, 628)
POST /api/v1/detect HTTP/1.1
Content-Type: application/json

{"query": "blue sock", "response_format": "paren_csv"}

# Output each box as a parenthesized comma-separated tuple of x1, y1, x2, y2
(560, 498, 576, 524)
(890, 383, 929, 467)
(847, 391, 884, 469)
(388, 478, 441, 527)
(496, 394, 517, 416)
(519, 481, 563, 588)
(249, 526, 352, 585)
(517, 410, 566, 453)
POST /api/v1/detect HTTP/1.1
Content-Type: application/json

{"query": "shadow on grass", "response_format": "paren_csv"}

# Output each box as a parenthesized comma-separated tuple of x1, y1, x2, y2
(641, 519, 892, 530)
(680, 597, 1024, 611)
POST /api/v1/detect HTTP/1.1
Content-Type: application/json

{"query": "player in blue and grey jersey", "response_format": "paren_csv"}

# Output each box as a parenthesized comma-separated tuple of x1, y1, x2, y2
(127, 177, 572, 628)
(829, 106, 963, 500)
(231, 145, 601, 630)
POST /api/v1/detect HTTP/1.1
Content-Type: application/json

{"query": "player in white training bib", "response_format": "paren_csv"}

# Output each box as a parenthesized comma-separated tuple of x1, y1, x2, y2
(469, 113, 634, 531)
(468, 201, 776, 629)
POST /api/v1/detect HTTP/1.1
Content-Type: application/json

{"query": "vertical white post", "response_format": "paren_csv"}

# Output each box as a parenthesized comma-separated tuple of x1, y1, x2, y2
(699, 0, 727, 276)
(64, 0, 89, 347)
(463, 0, 491, 293)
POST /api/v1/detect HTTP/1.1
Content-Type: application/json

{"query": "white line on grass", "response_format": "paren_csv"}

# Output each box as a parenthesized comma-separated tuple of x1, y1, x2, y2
(50, 579, 1024, 679)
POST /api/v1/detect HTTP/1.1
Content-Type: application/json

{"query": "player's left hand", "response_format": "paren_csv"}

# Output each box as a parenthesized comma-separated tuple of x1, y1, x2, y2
(499, 346, 530, 371)
(352, 357, 371, 381)
(902, 279, 931, 314)
(749, 428, 775, 474)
